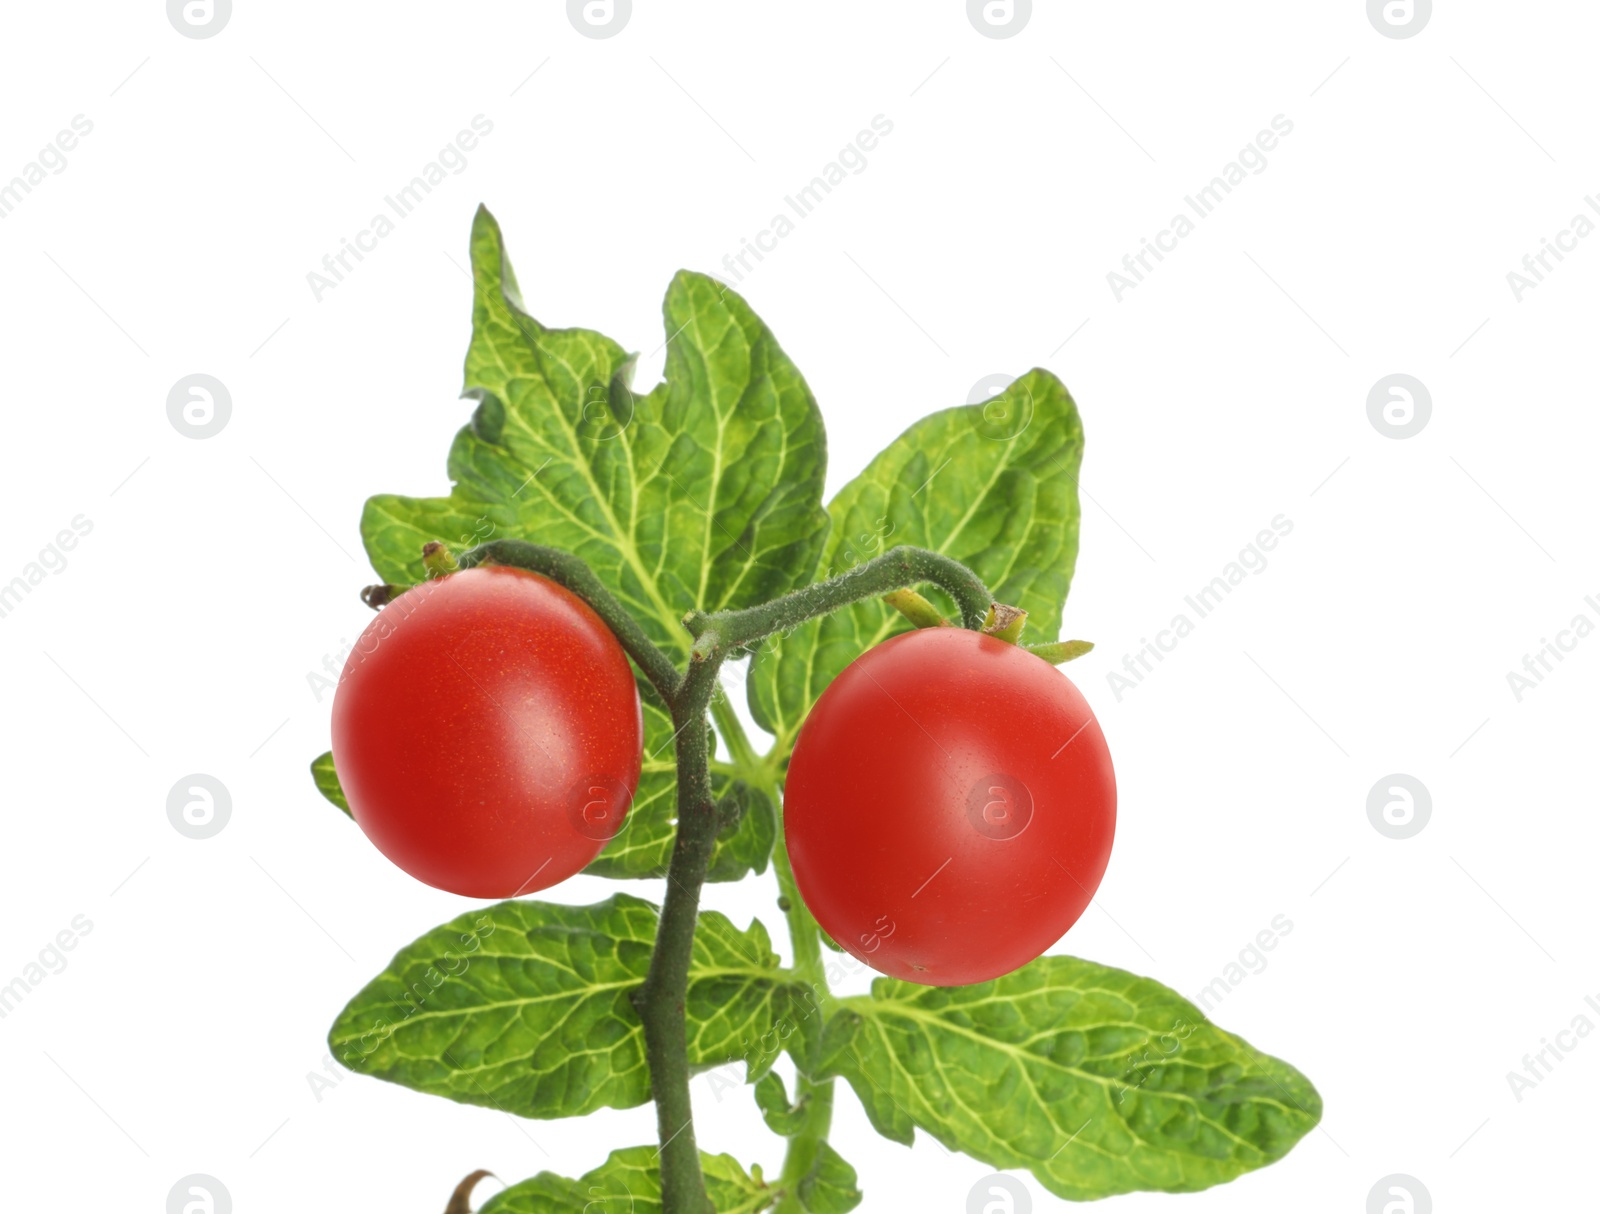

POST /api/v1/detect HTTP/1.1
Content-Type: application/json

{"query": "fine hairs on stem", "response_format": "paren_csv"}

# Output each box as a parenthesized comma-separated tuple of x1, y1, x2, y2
(456, 539, 992, 1213)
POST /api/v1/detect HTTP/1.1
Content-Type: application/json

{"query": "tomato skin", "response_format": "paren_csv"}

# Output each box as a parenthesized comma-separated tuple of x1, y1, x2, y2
(783, 627, 1116, 986)
(331, 566, 642, 899)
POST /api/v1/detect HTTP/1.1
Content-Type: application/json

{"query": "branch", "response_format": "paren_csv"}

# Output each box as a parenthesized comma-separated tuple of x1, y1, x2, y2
(682, 546, 992, 652)
(632, 656, 725, 1214)
(443, 539, 995, 1214)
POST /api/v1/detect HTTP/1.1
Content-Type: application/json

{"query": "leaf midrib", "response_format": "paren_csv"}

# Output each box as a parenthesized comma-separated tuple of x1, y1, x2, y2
(341, 962, 789, 1030)
(843, 994, 1305, 1162)
(487, 317, 691, 654)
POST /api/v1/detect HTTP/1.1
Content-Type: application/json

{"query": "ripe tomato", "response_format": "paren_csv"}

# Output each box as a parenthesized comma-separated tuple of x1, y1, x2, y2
(331, 566, 642, 898)
(783, 626, 1115, 986)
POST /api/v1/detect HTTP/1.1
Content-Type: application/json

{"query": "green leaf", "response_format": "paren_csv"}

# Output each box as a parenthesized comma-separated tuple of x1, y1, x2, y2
(481, 1147, 774, 1214)
(328, 894, 808, 1119)
(361, 205, 830, 659)
(747, 369, 1083, 758)
(583, 695, 775, 882)
(797, 1143, 861, 1213)
(817, 957, 1321, 1201)
(705, 779, 778, 881)
(753, 1071, 807, 1136)
(751, 1078, 860, 1210)
(309, 752, 351, 818)
(353, 207, 825, 885)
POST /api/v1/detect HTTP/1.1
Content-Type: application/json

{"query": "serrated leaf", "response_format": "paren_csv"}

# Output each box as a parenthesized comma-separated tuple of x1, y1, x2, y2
(328, 894, 808, 1118)
(583, 695, 775, 882)
(361, 205, 829, 658)
(817, 956, 1320, 1201)
(481, 1147, 774, 1214)
(310, 752, 351, 818)
(747, 369, 1083, 758)
(797, 1142, 861, 1214)
(352, 208, 825, 885)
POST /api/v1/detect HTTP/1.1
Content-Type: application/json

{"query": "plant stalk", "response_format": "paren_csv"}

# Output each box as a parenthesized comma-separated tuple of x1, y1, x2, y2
(637, 655, 726, 1214)
(684, 545, 993, 648)
(709, 698, 837, 1213)
(460, 540, 992, 1214)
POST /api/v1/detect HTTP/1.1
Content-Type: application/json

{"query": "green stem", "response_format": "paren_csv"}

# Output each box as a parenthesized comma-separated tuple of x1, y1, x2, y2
(636, 655, 726, 1214)
(773, 1080, 835, 1214)
(708, 700, 836, 1213)
(708, 693, 764, 774)
(461, 541, 993, 1214)
(707, 700, 825, 996)
(769, 836, 837, 1213)
(684, 545, 992, 651)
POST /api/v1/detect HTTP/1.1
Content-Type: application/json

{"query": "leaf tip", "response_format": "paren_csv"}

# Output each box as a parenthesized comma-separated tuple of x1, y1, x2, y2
(310, 751, 353, 818)
(470, 202, 501, 238)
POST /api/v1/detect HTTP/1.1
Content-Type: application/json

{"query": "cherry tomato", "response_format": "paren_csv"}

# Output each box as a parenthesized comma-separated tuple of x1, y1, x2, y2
(783, 626, 1115, 986)
(331, 566, 642, 898)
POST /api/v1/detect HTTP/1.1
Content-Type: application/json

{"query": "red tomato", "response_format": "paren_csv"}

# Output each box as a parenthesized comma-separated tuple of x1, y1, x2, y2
(331, 566, 642, 898)
(783, 626, 1115, 986)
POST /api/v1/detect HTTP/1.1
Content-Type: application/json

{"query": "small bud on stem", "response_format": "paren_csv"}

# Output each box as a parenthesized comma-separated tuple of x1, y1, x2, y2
(422, 541, 461, 579)
(982, 602, 1028, 644)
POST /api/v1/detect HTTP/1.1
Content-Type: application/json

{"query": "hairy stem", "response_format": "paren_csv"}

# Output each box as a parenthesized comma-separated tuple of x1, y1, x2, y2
(707, 700, 826, 1000)
(460, 541, 993, 1214)
(638, 656, 725, 1214)
(684, 545, 992, 651)
(769, 841, 839, 1214)
(710, 699, 836, 1213)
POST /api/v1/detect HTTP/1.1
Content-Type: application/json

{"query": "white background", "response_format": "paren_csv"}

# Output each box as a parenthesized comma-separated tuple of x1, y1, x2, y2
(1, 2, 1594, 1210)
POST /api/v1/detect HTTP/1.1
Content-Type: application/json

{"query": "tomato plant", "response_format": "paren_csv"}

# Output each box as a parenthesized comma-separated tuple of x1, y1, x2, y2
(306, 206, 1321, 1214)
(784, 626, 1115, 986)
(331, 565, 642, 898)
